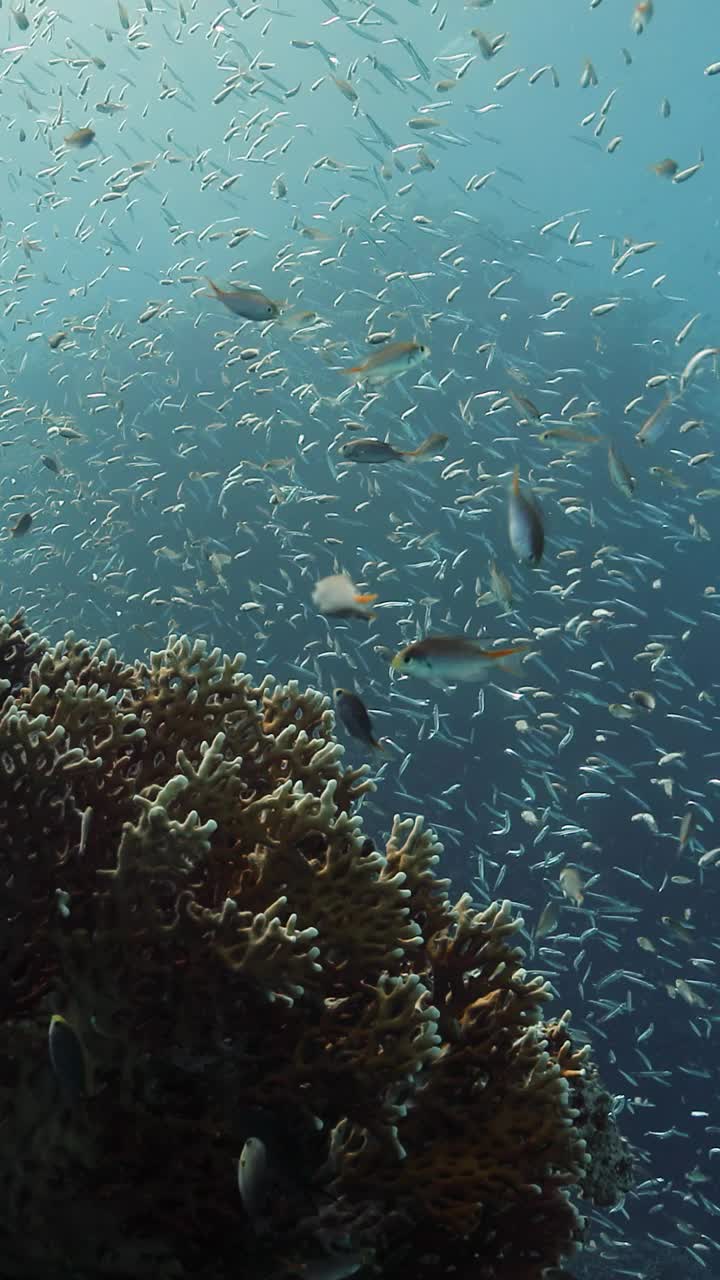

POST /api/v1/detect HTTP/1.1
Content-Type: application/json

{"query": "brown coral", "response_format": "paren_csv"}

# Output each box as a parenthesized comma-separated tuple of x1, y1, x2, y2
(0, 612, 629, 1280)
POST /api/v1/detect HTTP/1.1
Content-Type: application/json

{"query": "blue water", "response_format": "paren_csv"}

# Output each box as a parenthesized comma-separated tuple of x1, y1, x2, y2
(1, 1, 720, 1275)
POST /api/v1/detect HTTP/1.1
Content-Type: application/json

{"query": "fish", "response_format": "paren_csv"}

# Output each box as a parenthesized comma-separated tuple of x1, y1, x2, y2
(508, 390, 542, 420)
(48, 1013, 88, 1100)
(10, 513, 33, 537)
(488, 559, 513, 610)
(237, 1136, 269, 1225)
(632, 0, 653, 33)
(534, 900, 560, 940)
(607, 443, 636, 496)
(340, 340, 430, 386)
(312, 574, 377, 621)
(333, 688, 385, 752)
(661, 916, 695, 944)
(628, 689, 655, 711)
(537, 427, 601, 448)
(558, 866, 585, 905)
(390, 635, 528, 685)
(204, 279, 280, 321)
(652, 158, 678, 178)
(64, 127, 96, 148)
(678, 808, 697, 852)
(40, 454, 62, 474)
(636, 393, 674, 446)
(11, 5, 30, 30)
(339, 433, 447, 463)
(508, 467, 545, 566)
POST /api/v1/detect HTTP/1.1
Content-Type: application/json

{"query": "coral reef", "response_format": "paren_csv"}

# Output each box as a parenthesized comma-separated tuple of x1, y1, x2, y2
(0, 611, 631, 1280)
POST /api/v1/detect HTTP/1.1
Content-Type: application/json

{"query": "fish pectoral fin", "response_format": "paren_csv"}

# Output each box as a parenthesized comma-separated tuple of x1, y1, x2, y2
(354, 592, 378, 603)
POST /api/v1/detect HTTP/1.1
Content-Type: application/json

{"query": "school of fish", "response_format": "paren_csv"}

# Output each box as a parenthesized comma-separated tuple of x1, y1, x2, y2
(3, 1, 720, 1274)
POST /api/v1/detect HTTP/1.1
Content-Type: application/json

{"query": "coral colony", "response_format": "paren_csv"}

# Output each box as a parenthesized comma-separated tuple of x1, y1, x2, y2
(0, 611, 631, 1279)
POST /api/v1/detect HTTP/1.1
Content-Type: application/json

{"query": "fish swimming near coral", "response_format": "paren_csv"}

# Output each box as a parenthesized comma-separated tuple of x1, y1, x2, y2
(333, 688, 385, 751)
(391, 635, 528, 684)
(313, 573, 377, 621)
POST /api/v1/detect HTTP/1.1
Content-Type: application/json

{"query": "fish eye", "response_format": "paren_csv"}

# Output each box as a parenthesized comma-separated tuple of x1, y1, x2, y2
(403, 653, 411, 664)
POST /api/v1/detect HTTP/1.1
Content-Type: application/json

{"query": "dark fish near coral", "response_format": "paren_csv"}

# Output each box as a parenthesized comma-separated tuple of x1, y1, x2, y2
(508, 466, 545, 565)
(48, 1013, 88, 1100)
(340, 433, 448, 463)
(333, 688, 385, 751)
(204, 278, 280, 320)
(64, 127, 96, 148)
(10, 512, 33, 537)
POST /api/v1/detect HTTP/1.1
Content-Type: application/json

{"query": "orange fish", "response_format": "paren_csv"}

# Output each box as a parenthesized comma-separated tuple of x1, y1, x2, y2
(341, 340, 429, 385)
(632, 0, 653, 33)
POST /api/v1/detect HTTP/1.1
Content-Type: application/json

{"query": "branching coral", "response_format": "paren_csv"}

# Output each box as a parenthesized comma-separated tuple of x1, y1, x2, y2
(0, 611, 631, 1280)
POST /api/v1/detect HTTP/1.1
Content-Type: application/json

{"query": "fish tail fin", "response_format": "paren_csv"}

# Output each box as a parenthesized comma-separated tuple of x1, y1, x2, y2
(355, 592, 377, 604)
(489, 644, 528, 679)
(407, 432, 448, 460)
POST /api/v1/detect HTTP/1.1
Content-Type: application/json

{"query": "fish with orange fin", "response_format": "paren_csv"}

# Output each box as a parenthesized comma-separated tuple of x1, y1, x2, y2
(391, 635, 529, 685)
(204, 278, 280, 321)
(312, 573, 377, 621)
(340, 340, 430, 386)
(508, 466, 545, 566)
(632, 0, 653, 33)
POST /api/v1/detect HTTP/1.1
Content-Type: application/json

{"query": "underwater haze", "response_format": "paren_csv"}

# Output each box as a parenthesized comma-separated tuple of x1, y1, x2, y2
(1, 0, 720, 1275)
